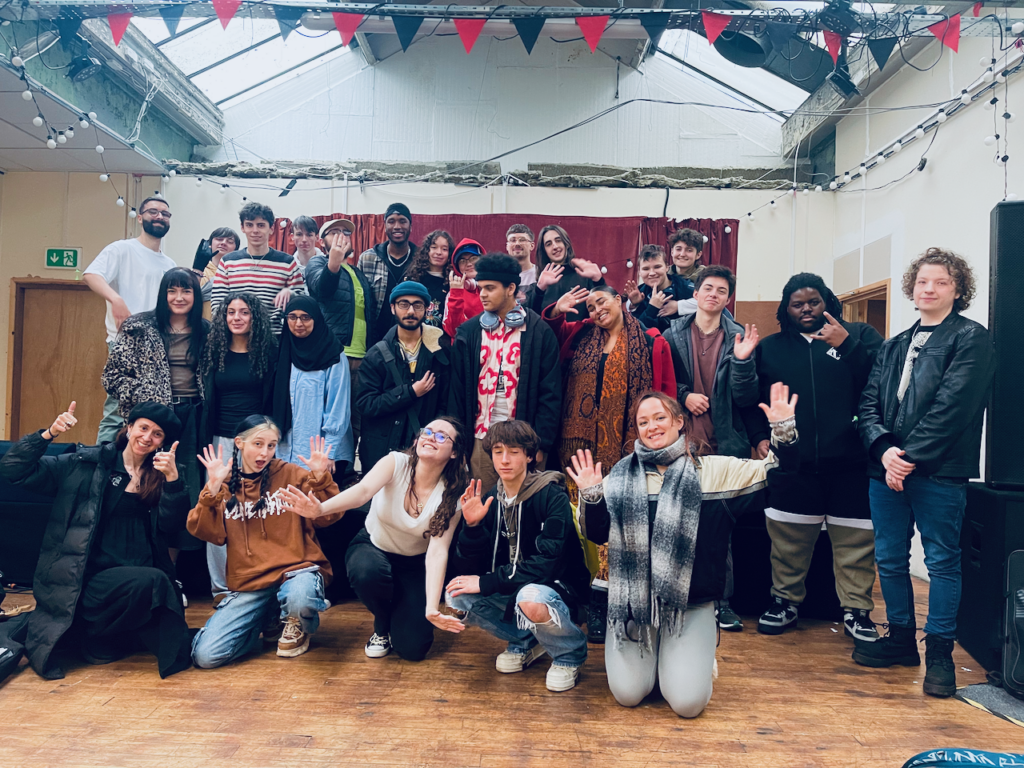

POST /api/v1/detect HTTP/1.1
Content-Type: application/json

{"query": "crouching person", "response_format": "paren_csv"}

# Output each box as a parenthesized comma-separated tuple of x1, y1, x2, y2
(445, 421, 591, 692)
(188, 417, 340, 667)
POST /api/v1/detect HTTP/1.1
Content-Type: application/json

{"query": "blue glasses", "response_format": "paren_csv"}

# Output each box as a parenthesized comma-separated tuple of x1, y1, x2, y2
(420, 427, 450, 444)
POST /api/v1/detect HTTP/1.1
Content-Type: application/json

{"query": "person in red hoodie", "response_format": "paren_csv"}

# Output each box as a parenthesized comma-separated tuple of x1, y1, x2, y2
(441, 238, 484, 338)
(188, 416, 340, 667)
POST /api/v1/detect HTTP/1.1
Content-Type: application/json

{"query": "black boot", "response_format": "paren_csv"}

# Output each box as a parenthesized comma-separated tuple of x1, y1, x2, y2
(923, 635, 957, 698)
(852, 624, 920, 667)
(587, 586, 607, 644)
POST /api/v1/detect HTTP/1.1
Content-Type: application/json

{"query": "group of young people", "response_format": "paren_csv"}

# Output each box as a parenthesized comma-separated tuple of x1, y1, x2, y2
(0, 194, 995, 717)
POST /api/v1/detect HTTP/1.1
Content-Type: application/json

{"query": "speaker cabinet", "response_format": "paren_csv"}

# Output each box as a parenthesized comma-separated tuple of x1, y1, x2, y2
(957, 482, 1024, 671)
(987, 201, 1024, 488)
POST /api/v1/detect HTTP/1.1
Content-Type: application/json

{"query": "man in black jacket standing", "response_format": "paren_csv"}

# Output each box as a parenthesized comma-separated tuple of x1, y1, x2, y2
(854, 248, 994, 698)
(448, 254, 562, 492)
(356, 281, 450, 471)
(359, 203, 415, 344)
(734, 274, 883, 641)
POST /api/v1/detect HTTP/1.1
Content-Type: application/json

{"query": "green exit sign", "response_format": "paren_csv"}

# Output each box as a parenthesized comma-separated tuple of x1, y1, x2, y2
(46, 247, 81, 269)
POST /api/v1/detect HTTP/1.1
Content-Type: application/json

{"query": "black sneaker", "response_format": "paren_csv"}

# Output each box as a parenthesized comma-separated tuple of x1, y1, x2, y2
(923, 635, 957, 697)
(587, 589, 607, 644)
(844, 609, 879, 642)
(717, 601, 743, 632)
(365, 632, 392, 659)
(757, 597, 797, 635)
(175, 579, 188, 609)
(852, 624, 920, 667)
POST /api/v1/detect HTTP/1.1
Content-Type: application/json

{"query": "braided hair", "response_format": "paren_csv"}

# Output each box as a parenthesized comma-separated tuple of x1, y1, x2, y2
(201, 291, 277, 379)
(224, 415, 281, 516)
(402, 416, 470, 539)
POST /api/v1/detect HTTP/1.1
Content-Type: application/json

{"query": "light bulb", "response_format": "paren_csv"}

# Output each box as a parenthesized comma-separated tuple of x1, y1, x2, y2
(195, 177, 203, 187)
(875, 154, 886, 165)
(168, 169, 177, 177)
(985, 97, 997, 110)
(65, 128, 73, 138)
(830, 180, 838, 190)
(600, 266, 608, 274)
(99, 173, 108, 182)
(802, 187, 810, 195)
(280, 220, 288, 228)
(88, 111, 97, 120)
(11, 54, 23, 67)
(1013, 21, 1024, 34)
(815, 185, 822, 193)
(997, 72, 1007, 83)
(937, 111, 947, 124)
(95, 144, 104, 153)
(983, 69, 994, 83)
(1006, 111, 1016, 123)
(220, 185, 227, 194)
(162, 175, 169, 182)
(128, 208, 137, 218)
(1008, 193, 1019, 201)
(724, 226, 732, 234)
(859, 164, 867, 175)
(985, 135, 998, 146)
(747, 212, 754, 220)
(702, 235, 709, 242)
(981, 56, 992, 67)
(56, 133, 66, 144)
(770, 200, 776, 208)
(32, 115, 43, 127)
(79, 119, 89, 128)
(893, 141, 902, 153)
(843, 173, 851, 183)
(960, 91, 972, 106)
(21, 89, 32, 101)
(116, 197, 125, 207)
(626, 260, 634, 268)
(46, 138, 56, 149)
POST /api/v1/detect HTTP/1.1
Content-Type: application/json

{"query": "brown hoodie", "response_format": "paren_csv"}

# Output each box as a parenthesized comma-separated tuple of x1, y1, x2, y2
(187, 458, 341, 593)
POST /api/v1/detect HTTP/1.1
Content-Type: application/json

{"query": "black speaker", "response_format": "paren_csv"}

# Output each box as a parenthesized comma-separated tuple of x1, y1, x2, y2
(987, 201, 1024, 488)
(957, 482, 1024, 671)
(0, 439, 77, 585)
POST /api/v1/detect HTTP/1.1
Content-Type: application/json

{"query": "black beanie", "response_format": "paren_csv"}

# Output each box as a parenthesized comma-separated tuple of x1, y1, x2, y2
(127, 402, 182, 444)
(474, 253, 522, 288)
(385, 202, 412, 221)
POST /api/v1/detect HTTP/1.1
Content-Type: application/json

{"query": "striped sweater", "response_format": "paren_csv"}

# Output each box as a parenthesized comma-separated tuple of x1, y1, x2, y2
(211, 248, 305, 333)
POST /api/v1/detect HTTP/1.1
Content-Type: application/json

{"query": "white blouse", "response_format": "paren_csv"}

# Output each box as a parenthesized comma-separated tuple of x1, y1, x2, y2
(365, 452, 449, 556)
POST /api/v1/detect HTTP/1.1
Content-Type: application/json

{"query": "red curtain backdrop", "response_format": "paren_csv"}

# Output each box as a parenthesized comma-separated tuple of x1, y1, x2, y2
(271, 213, 739, 297)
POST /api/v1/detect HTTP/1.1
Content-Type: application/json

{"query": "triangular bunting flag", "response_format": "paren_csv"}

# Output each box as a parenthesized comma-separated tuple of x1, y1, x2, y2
(927, 14, 961, 53)
(275, 5, 304, 41)
(973, 2, 982, 17)
(454, 18, 487, 54)
(823, 30, 843, 64)
(867, 36, 897, 70)
(512, 16, 545, 54)
(212, 0, 242, 30)
(575, 15, 610, 53)
(158, 5, 184, 38)
(108, 12, 132, 46)
(393, 15, 425, 52)
(332, 12, 364, 46)
(639, 13, 670, 43)
(765, 22, 798, 54)
(701, 10, 731, 46)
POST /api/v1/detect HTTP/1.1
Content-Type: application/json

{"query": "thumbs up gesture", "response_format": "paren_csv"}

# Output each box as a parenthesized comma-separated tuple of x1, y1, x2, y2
(45, 402, 78, 440)
(152, 441, 180, 482)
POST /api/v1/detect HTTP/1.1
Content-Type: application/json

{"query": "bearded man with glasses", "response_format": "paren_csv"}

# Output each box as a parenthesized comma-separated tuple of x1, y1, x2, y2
(356, 281, 452, 472)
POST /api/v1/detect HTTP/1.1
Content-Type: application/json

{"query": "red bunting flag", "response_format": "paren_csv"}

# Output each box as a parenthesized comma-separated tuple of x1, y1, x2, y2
(454, 18, 487, 54)
(973, 2, 982, 17)
(701, 10, 731, 46)
(823, 30, 843, 64)
(332, 12, 364, 46)
(212, 0, 242, 30)
(928, 14, 961, 53)
(107, 11, 132, 46)
(575, 15, 610, 53)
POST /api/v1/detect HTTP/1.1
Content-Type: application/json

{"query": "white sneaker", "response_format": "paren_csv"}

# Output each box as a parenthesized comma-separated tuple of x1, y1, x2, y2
(495, 644, 546, 673)
(545, 664, 580, 692)
(364, 632, 392, 658)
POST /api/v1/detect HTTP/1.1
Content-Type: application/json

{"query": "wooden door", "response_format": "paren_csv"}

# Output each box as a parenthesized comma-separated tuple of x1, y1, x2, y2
(8, 279, 108, 442)
(838, 279, 890, 339)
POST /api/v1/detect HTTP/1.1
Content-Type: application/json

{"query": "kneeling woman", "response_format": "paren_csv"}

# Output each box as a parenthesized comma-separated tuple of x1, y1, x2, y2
(188, 417, 340, 667)
(281, 418, 469, 661)
(566, 383, 798, 717)
(0, 401, 192, 679)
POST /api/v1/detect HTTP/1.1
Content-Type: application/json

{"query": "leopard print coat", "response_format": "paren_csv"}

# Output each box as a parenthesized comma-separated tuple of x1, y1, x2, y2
(101, 312, 206, 417)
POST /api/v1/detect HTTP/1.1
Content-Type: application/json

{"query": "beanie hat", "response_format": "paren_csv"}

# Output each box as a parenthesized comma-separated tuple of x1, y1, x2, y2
(127, 402, 182, 444)
(474, 253, 522, 288)
(385, 202, 412, 221)
(390, 280, 432, 304)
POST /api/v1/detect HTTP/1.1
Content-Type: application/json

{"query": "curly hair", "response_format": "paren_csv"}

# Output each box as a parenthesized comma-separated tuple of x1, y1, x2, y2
(902, 247, 977, 313)
(405, 230, 454, 285)
(668, 228, 704, 254)
(403, 416, 470, 539)
(201, 291, 278, 379)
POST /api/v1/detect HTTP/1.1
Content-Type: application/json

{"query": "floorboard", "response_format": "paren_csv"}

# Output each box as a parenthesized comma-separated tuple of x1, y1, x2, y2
(1, 578, 1020, 768)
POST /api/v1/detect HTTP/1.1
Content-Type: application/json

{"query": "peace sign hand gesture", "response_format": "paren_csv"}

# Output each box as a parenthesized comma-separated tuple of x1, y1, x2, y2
(45, 401, 78, 440)
(198, 443, 233, 495)
(565, 449, 603, 491)
(460, 479, 494, 527)
(733, 324, 760, 361)
(152, 441, 180, 482)
(649, 288, 669, 310)
(808, 312, 849, 349)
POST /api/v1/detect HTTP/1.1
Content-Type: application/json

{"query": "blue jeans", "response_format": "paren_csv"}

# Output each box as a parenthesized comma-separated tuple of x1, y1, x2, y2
(869, 475, 967, 638)
(191, 570, 328, 669)
(446, 583, 587, 668)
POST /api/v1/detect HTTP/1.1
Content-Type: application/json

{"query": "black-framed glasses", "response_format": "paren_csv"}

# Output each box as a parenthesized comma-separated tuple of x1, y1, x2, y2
(286, 313, 313, 323)
(395, 300, 426, 311)
(419, 427, 450, 444)
(142, 209, 172, 219)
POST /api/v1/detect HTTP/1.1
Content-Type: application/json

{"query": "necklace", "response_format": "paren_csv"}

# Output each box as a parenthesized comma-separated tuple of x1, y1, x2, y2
(697, 324, 720, 356)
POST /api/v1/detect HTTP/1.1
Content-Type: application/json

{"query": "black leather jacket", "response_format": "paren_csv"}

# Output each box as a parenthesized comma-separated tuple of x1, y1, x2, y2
(858, 312, 995, 479)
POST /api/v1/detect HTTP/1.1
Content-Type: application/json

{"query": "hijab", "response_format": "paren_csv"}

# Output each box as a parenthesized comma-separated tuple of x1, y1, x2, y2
(272, 295, 342, 437)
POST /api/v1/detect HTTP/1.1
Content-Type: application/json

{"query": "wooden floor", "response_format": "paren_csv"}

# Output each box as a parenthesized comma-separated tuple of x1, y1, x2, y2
(1, 579, 1020, 768)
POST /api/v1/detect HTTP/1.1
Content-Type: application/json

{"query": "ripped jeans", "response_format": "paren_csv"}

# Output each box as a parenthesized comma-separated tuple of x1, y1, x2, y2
(446, 583, 588, 668)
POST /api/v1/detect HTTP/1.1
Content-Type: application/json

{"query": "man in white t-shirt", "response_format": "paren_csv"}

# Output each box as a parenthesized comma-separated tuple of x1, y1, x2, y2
(83, 196, 177, 442)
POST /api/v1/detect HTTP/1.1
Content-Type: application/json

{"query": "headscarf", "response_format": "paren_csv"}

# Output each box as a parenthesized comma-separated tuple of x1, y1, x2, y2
(272, 295, 342, 437)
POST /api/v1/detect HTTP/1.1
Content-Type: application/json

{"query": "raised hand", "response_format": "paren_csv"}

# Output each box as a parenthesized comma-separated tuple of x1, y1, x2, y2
(198, 443, 233, 495)
(426, 608, 466, 634)
(273, 288, 293, 309)
(566, 449, 603, 490)
(553, 286, 590, 318)
(733, 324, 760, 361)
(649, 288, 668, 310)
(299, 435, 333, 476)
(279, 484, 324, 519)
(45, 401, 78, 440)
(571, 258, 603, 282)
(537, 263, 564, 291)
(624, 280, 643, 306)
(449, 273, 465, 290)
(460, 480, 493, 527)
(412, 371, 436, 397)
(152, 441, 180, 482)
(759, 381, 798, 423)
(808, 312, 850, 349)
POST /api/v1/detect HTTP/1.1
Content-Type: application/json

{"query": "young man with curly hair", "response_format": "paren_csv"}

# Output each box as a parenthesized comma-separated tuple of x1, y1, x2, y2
(854, 248, 995, 698)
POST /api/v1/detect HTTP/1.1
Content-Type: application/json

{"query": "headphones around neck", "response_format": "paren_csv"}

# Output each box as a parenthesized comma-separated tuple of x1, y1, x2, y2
(480, 303, 526, 330)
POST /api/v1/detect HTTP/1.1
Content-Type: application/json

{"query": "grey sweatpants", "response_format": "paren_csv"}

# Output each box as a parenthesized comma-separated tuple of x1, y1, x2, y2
(604, 601, 717, 718)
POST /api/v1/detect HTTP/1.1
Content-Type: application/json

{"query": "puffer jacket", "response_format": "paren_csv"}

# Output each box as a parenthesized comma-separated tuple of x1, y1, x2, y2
(304, 254, 377, 348)
(858, 311, 995, 479)
(0, 431, 188, 679)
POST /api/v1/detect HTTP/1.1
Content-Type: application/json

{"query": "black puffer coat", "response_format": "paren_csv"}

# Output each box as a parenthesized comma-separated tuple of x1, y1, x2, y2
(304, 255, 378, 349)
(0, 432, 188, 679)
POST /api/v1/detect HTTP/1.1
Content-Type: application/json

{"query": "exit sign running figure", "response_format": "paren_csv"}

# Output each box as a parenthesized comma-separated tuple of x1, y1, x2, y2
(46, 248, 81, 269)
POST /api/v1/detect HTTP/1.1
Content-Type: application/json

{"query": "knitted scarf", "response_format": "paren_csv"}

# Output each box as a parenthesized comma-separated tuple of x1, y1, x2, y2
(603, 434, 703, 652)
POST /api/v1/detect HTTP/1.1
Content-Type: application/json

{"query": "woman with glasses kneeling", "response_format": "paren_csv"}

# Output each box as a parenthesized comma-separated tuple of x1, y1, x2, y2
(281, 419, 469, 661)
(566, 382, 799, 717)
